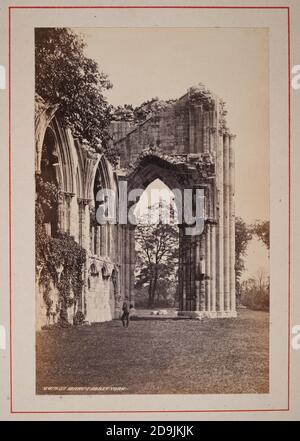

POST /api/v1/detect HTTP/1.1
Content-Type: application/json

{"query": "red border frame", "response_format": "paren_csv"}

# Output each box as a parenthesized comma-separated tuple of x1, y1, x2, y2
(8, 4, 291, 415)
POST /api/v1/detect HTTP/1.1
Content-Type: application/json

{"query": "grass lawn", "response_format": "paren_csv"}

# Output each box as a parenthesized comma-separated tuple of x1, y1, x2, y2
(36, 308, 269, 394)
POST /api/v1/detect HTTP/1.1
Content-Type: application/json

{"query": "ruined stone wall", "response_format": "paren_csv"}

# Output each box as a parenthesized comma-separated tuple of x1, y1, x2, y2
(115, 93, 220, 168)
(114, 86, 236, 319)
(36, 111, 122, 329)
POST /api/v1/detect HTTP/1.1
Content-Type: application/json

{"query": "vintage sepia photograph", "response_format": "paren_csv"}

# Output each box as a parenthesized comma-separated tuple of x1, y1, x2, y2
(35, 27, 269, 395)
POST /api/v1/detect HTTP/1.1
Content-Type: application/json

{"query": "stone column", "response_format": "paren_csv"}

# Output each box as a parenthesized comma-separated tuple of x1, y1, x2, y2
(182, 230, 187, 311)
(189, 235, 195, 311)
(184, 235, 190, 310)
(189, 104, 196, 153)
(96, 226, 101, 257)
(125, 226, 131, 300)
(209, 127, 215, 154)
(199, 233, 206, 311)
(194, 106, 203, 153)
(223, 133, 230, 312)
(91, 226, 95, 255)
(63, 192, 74, 235)
(77, 198, 90, 317)
(209, 112, 217, 153)
(210, 223, 217, 314)
(229, 134, 236, 313)
(195, 235, 201, 311)
(129, 226, 136, 305)
(104, 225, 108, 256)
(58, 191, 64, 232)
(78, 198, 90, 251)
(216, 132, 224, 314)
(205, 224, 211, 312)
(191, 236, 195, 311)
(107, 224, 111, 257)
(178, 226, 184, 311)
(203, 111, 210, 153)
(178, 229, 182, 310)
(121, 226, 126, 300)
(100, 225, 105, 256)
(110, 225, 116, 261)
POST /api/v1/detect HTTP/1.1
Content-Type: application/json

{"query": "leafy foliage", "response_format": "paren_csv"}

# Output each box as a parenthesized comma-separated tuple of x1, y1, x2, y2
(112, 97, 176, 126)
(235, 217, 253, 298)
(188, 84, 215, 109)
(241, 269, 269, 311)
(35, 28, 115, 162)
(135, 203, 179, 308)
(36, 175, 86, 324)
(235, 217, 270, 302)
(251, 220, 270, 250)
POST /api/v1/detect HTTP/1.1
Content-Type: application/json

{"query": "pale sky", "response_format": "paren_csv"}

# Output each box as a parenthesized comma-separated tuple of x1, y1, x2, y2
(75, 27, 269, 276)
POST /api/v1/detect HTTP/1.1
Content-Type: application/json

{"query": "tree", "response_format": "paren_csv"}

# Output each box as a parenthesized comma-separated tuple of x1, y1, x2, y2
(35, 28, 115, 162)
(240, 268, 269, 311)
(135, 203, 179, 308)
(251, 220, 270, 250)
(235, 217, 252, 300)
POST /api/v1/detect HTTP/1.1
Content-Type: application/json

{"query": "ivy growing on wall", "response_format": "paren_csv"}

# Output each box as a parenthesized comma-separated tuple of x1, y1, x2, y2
(36, 175, 86, 324)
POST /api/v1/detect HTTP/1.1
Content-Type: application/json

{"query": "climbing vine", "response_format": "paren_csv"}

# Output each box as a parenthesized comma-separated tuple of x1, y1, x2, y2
(36, 175, 86, 324)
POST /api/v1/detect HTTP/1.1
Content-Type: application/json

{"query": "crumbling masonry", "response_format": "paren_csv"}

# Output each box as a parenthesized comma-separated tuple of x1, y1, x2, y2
(35, 85, 236, 329)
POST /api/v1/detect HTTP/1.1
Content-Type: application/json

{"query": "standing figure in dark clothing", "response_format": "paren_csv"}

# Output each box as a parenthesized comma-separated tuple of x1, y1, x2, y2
(121, 297, 131, 328)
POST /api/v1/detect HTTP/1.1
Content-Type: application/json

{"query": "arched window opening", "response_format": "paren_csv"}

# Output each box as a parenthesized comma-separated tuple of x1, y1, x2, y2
(133, 178, 179, 310)
(40, 128, 59, 237)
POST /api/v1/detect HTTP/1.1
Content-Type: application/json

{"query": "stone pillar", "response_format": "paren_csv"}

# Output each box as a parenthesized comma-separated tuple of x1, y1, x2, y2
(195, 235, 201, 311)
(189, 235, 195, 311)
(216, 132, 224, 314)
(209, 112, 217, 153)
(100, 225, 105, 256)
(96, 226, 101, 257)
(125, 226, 131, 300)
(184, 235, 190, 311)
(129, 226, 136, 305)
(182, 230, 187, 311)
(104, 225, 108, 256)
(229, 134, 236, 313)
(205, 224, 211, 312)
(210, 223, 217, 314)
(209, 127, 214, 153)
(107, 224, 111, 257)
(58, 191, 64, 232)
(191, 236, 195, 311)
(203, 111, 210, 153)
(178, 226, 184, 311)
(223, 133, 230, 312)
(78, 198, 90, 251)
(63, 192, 74, 234)
(199, 233, 206, 311)
(178, 229, 182, 310)
(79, 259, 87, 314)
(91, 226, 95, 255)
(194, 107, 203, 153)
(189, 104, 196, 153)
(120, 226, 126, 300)
(77, 198, 90, 317)
(110, 225, 116, 261)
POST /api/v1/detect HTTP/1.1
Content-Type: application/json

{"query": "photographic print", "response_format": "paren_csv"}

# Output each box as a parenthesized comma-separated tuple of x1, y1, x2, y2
(2, 0, 299, 421)
(35, 27, 270, 395)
